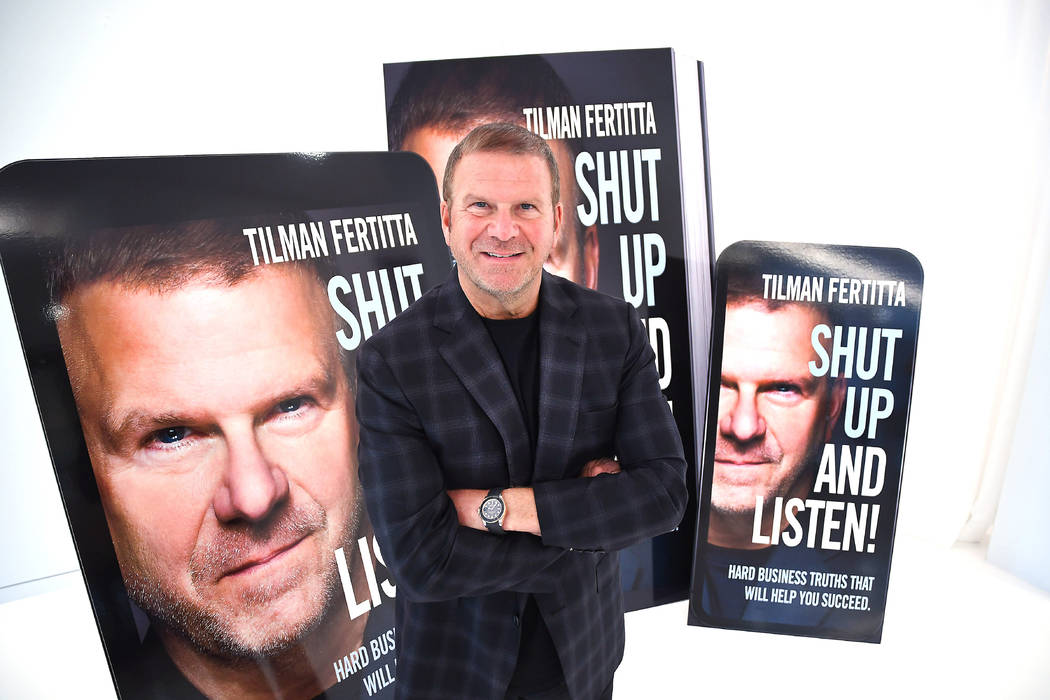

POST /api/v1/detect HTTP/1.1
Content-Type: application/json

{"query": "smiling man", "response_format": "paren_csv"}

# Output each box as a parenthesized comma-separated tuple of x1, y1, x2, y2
(51, 219, 388, 699)
(356, 123, 686, 700)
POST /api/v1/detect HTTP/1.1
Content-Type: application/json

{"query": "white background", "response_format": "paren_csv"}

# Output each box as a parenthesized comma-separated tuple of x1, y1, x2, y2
(1, 1, 1048, 697)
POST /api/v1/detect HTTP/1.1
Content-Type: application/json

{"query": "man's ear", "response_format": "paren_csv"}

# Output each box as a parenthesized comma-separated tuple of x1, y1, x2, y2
(825, 378, 847, 441)
(552, 201, 564, 246)
(440, 200, 452, 247)
(582, 224, 600, 291)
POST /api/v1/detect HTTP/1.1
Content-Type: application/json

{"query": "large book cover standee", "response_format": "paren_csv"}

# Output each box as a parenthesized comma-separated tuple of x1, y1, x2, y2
(0, 153, 452, 698)
(384, 48, 715, 611)
(689, 241, 922, 642)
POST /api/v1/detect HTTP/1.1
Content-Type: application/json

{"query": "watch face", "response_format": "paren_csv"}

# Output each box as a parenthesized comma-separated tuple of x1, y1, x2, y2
(480, 496, 504, 523)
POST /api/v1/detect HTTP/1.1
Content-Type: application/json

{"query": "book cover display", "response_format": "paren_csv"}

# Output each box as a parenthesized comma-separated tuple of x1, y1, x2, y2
(0, 153, 453, 697)
(688, 241, 922, 642)
(384, 48, 715, 611)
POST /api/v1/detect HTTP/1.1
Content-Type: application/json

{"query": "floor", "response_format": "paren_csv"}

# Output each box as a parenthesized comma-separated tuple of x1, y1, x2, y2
(2, 536, 1047, 698)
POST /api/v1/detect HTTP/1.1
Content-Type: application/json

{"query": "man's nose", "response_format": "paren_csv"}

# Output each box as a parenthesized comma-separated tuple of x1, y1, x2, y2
(489, 208, 516, 241)
(213, 431, 289, 523)
(720, 389, 766, 442)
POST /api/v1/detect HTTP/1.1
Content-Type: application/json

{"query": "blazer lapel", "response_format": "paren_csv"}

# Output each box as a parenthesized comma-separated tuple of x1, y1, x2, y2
(435, 271, 532, 486)
(534, 274, 586, 482)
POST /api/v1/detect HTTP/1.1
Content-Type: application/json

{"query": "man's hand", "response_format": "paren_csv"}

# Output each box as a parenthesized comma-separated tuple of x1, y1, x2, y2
(447, 489, 486, 530)
(579, 457, 621, 478)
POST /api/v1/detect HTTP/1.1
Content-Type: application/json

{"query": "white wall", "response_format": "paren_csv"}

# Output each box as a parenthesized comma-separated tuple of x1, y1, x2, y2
(1, 0, 1048, 695)
(989, 237, 1050, 593)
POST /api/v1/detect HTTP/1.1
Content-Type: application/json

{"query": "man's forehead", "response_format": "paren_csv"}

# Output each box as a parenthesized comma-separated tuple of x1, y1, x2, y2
(58, 266, 338, 376)
(723, 301, 827, 374)
(727, 299, 827, 329)
(64, 264, 325, 310)
(456, 151, 552, 190)
(403, 126, 463, 176)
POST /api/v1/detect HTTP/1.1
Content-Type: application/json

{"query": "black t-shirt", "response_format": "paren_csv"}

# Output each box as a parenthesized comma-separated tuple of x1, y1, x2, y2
(481, 309, 566, 694)
(702, 543, 776, 619)
(481, 312, 540, 456)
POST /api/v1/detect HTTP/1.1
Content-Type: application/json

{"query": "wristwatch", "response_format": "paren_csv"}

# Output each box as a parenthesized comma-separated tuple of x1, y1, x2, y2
(479, 488, 506, 535)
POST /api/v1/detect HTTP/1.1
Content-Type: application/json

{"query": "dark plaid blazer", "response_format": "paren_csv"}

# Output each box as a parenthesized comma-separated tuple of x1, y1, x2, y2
(356, 270, 687, 700)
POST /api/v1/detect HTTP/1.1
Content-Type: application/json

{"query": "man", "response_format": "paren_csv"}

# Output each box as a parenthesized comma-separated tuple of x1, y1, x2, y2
(708, 286, 845, 550)
(52, 219, 392, 699)
(356, 123, 687, 699)
(387, 55, 600, 290)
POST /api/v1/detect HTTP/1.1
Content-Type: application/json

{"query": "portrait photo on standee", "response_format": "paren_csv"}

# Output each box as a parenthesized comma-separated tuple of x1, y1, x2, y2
(0, 152, 454, 699)
(355, 123, 688, 699)
(689, 240, 922, 643)
(384, 48, 714, 612)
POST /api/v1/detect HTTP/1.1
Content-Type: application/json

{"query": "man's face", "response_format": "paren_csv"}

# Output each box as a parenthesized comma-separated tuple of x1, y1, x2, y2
(440, 150, 562, 315)
(57, 267, 360, 658)
(403, 126, 597, 289)
(713, 302, 841, 516)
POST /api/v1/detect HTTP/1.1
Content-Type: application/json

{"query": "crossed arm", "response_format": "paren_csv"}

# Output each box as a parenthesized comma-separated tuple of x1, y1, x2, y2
(355, 304, 687, 602)
(357, 345, 580, 602)
(468, 304, 687, 552)
(447, 457, 621, 535)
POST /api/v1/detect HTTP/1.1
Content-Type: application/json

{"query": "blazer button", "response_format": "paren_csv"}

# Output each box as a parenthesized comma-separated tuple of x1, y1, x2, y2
(513, 615, 520, 628)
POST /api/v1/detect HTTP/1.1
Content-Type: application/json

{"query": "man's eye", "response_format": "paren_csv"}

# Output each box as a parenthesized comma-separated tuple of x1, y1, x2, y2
(155, 427, 188, 444)
(470, 201, 488, 209)
(520, 203, 535, 210)
(277, 397, 304, 413)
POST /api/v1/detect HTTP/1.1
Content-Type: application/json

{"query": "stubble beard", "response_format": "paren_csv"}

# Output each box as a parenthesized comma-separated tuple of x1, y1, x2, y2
(463, 260, 539, 307)
(124, 492, 364, 661)
(452, 222, 544, 310)
(711, 438, 821, 519)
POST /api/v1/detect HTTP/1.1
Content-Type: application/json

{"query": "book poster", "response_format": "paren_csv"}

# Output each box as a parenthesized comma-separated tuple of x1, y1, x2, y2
(384, 48, 712, 611)
(0, 153, 452, 697)
(689, 241, 922, 642)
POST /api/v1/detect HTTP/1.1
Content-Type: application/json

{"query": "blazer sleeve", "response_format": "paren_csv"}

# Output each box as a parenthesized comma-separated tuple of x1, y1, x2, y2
(356, 341, 572, 603)
(532, 303, 688, 552)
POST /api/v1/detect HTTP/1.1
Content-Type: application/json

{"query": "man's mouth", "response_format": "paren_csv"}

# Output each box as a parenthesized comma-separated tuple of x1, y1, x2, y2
(714, 458, 768, 466)
(190, 503, 328, 587)
(219, 534, 310, 580)
(483, 252, 523, 258)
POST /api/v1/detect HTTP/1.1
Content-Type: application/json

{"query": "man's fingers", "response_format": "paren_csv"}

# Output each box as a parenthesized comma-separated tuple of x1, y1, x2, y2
(581, 457, 620, 478)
